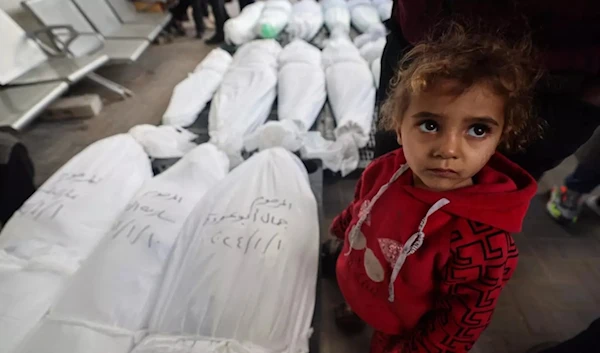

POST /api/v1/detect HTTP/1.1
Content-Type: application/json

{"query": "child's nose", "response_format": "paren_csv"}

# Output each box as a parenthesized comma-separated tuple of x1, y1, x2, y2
(434, 132, 460, 159)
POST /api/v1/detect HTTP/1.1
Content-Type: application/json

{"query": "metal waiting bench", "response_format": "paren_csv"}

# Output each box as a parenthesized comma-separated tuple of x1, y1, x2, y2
(0, 9, 109, 129)
(24, 0, 151, 66)
(105, 0, 172, 27)
(72, 0, 163, 41)
(0, 83, 68, 131)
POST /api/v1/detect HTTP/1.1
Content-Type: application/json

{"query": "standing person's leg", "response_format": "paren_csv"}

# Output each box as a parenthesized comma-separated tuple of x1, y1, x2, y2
(201, 0, 209, 18)
(171, 0, 191, 20)
(190, 0, 206, 38)
(545, 126, 600, 223)
(205, 0, 229, 44)
(238, 0, 254, 11)
(169, 0, 192, 35)
(527, 318, 600, 353)
(0, 140, 36, 226)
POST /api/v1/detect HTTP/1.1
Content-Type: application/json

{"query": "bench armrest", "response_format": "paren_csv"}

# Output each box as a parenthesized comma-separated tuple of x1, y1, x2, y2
(27, 25, 97, 57)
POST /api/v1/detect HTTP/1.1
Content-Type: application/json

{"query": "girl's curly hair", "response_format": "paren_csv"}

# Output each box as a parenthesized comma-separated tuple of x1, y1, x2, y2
(380, 22, 544, 152)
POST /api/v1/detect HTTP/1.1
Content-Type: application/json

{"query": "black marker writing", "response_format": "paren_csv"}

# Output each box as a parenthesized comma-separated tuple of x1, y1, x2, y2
(38, 187, 79, 200)
(125, 201, 175, 224)
(208, 229, 283, 254)
(142, 191, 184, 204)
(55, 172, 103, 185)
(111, 219, 160, 249)
(203, 196, 291, 228)
(18, 199, 65, 221)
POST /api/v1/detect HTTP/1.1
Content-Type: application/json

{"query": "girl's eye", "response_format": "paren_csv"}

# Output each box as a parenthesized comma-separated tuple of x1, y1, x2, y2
(467, 124, 490, 138)
(418, 120, 438, 133)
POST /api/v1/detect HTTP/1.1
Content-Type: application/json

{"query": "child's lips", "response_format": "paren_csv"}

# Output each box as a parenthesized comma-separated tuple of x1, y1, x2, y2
(426, 168, 459, 178)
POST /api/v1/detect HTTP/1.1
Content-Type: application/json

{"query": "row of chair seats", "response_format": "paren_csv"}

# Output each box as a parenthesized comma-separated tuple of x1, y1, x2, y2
(0, 0, 172, 131)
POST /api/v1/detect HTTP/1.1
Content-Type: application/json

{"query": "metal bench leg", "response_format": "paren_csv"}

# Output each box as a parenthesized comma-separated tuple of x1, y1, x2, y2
(86, 73, 133, 99)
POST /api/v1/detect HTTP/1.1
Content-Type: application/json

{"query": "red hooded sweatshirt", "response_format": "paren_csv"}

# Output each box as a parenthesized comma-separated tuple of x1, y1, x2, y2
(331, 149, 537, 352)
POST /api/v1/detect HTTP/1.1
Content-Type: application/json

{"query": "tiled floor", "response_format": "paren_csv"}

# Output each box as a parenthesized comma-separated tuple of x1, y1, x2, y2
(18, 35, 600, 353)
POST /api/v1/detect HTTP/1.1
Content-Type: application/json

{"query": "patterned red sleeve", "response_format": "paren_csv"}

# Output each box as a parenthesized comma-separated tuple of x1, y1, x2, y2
(372, 220, 519, 353)
(329, 177, 363, 239)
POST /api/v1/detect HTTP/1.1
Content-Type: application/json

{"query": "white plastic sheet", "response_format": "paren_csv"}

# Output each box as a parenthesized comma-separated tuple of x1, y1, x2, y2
(162, 49, 233, 127)
(301, 132, 359, 176)
(16, 144, 230, 353)
(286, 0, 323, 41)
(348, 0, 382, 33)
(354, 31, 386, 87)
(143, 148, 319, 353)
(372, 0, 393, 21)
(322, 0, 350, 35)
(255, 0, 292, 39)
(209, 40, 281, 166)
(0, 135, 151, 353)
(318, 34, 375, 175)
(244, 120, 305, 153)
(358, 38, 386, 67)
(129, 125, 198, 159)
(354, 25, 386, 56)
(245, 40, 326, 153)
(277, 40, 325, 131)
(224, 2, 265, 45)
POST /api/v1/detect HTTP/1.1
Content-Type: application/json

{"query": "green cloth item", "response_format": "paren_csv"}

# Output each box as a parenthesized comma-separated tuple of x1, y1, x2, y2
(260, 24, 278, 38)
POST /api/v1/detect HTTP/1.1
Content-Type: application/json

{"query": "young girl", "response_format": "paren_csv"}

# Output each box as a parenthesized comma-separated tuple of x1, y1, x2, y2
(330, 25, 541, 352)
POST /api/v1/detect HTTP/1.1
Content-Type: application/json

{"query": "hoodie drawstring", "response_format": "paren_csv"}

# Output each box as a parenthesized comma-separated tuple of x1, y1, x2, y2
(388, 198, 449, 302)
(342, 163, 451, 302)
(346, 164, 410, 256)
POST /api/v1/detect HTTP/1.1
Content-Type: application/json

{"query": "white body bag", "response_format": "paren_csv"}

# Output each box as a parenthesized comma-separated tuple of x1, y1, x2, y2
(137, 148, 319, 353)
(255, 0, 292, 39)
(224, 2, 265, 46)
(162, 49, 233, 127)
(348, 0, 382, 33)
(208, 40, 281, 166)
(304, 33, 375, 176)
(286, 0, 323, 41)
(0, 135, 151, 353)
(322, 0, 350, 35)
(244, 40, 326, 153)
(15, 144, 229, 353)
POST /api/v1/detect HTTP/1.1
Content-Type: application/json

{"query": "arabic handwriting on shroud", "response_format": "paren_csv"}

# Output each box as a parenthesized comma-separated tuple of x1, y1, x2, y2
(17, 171, 103, 221)
(109, 191, 187, 249)
(207, 229, 284, 254)
(203, 196, 291, 227)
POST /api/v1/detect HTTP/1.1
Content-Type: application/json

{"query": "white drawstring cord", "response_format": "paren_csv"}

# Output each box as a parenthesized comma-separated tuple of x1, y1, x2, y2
(342, 163, 451, 302)
(388, 198, 449, 302)
(346, 164, 410, 256)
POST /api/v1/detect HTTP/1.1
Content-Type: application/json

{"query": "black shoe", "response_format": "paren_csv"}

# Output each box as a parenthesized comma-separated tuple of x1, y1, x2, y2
(205, 33, 224, 45)
(195, 31, 204, 39)
(525, 342, 559, 353)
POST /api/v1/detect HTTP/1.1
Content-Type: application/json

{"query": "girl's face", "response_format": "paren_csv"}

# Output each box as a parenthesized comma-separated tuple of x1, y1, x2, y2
(396, 80, 505, 192)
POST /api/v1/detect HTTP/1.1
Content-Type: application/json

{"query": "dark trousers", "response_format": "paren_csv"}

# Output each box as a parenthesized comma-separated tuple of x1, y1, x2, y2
(540, 318, 600, 353)
(564, 129, 600, 193)
(171, 0, 228, 35)
(238, 0, 254, 10)
(375, 29, 600, 181)
(0, 143, 35, 225)
(171, 0, 205, 33)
